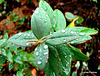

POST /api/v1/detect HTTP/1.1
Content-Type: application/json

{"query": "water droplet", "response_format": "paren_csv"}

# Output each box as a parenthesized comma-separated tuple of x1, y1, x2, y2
(28, 34, 30, 36)
(36, 52, 39, 56)
(80, 33, 85, 35)
(35, 11, 38, 14)
(44, 45, 48, 49)
(70, 31, 75, 34)
(37, 61, 41, 64)
(63, 39, 66, 42)
(40, 58, 42, 60)
(44, 52, 48, 55)
(62, 30, 66, 33)
(69, 55, 71, 57)
(18, 32, 22, 36)
(26, 43, 29, 45)
(35, 48, 37, 50)
(65, 56, 67, 58)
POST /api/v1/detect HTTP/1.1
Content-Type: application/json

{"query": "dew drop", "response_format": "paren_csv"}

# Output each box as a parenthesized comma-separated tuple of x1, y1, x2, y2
(18, 32, 22, 36)
(70, 31, 75, 34)
(37, 61, 42, 64)
(44, 52, 48, 55)
(65, 56, 67, 58)
(28, 34, 30, 36)
(35, 48, 37, 50)
(36, 52, 39, 56)
(40, 58, 42, 60)
(69, 55, 71, 57)
(80, 33, 85, 35)
(44, 45, 48, 49)
(62, 30, 66, 33)
(35, 11, 38, 14)
(26, 43, 29, 45)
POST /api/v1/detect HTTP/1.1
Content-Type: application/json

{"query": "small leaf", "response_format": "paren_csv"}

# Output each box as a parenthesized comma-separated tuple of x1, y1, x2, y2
(3, 33, 8, 39)
(65, 12, 74, 20)
(6, 50, 13, 63)
(54, 9, 66, 31)
(8, 30, 36, 47)
(69, 45, 89, 61)
(65, 27, 98, 35)
(16, 71, 23, 76)
(9, 63, 15, 71)
(56, 44, 72, 76)
(75, 17, 84, 24)
(0, 55, 6, 66)
(13, 55, 23, 64)
(43, 45, 59, 76)
(1, 49, 7, 56)
(39, 0, 56, 30)
(0, 39, 6, 46)
(34, 43, 49, 70)
(31, 7, 51, 39)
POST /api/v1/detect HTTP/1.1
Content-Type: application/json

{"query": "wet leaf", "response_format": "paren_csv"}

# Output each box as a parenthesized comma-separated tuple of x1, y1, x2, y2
(39, 0, 56, 30)
(0, 39, 6, 46)
(31, 7, 51, 39)
(8, 30, 36, 47)
(65, 27, 98, 35)
(43, 45, 59, 76)
(34, 43, 49, 70)
(56, 44, 72, 76)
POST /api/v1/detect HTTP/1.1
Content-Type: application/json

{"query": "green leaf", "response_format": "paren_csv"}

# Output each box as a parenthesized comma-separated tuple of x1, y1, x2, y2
(54, 9, 66, 31)
(31, 7, 51, 39)
(20, 52, 28, 61)
(69, 45, 89, 61)
(65, 27, 98, 35)
(1, 49, 7, 56)
(9, 45, 18, 52)
(98, 65, 100, 70)
(19, 63, 28, 72)
(0, 0, 4, 4)
(6, 20, 10, 26)
(8, 30, 36, 47)
(46, 30, 79, 45)
(1, 40, 11, 48)
(65, 12, 74, 21)
(3, 33, 8, 39)
(9, 62, 15, 71)
(0, 55, 6, 66)
(6, 50, 13, 63)
(47, 30, 79, 38)
(13, 55, 23, 64)
(68, 35, 92, 44)
(46, 36, 79, 45)
(43, 45, 59, 76)
(56, 44, 72, 76)
(75, 17, 84, 24)
(34, 43, 49, 70)
(39, 0, 56, 30)
(0, 39, 6, 46)
(72, 72, 77, 76)
(16, 71, 23, 76)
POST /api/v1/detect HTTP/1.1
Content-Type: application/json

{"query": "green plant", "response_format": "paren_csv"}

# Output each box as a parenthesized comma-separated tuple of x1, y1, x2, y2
(0, 0, 98, 76)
